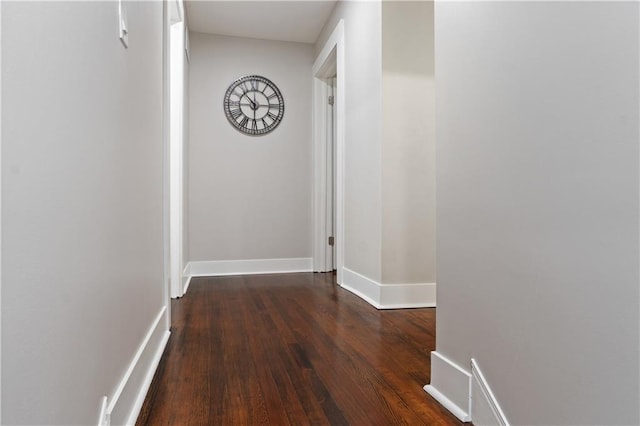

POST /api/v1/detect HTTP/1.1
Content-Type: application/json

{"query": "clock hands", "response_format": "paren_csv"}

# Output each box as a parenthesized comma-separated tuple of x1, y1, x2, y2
(244, 94, 257, 109)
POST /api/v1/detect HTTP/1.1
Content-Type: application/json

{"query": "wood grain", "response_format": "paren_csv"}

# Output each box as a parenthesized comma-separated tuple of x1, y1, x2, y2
(136, 273, 463, 425)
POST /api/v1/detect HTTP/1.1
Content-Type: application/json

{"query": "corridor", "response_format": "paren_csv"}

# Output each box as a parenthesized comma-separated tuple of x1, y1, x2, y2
(137, 273, 462, 425)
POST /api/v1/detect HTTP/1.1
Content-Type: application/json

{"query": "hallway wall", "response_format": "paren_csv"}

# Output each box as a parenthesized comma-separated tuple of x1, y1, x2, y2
(1, 1, 166, 424)
(188, 33, 314, 265)
(432, 1, 639, 424)
(315, 0, 383, 283)
(381, 0, 435, 285)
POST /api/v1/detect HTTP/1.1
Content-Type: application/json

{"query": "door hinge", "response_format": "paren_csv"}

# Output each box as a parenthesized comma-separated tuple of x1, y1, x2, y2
(328, 236, 335, 246)
(328, 95, 334, 106)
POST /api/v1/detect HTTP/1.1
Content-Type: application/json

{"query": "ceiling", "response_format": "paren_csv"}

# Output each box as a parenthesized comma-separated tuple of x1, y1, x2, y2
(185, 1, 338, 44)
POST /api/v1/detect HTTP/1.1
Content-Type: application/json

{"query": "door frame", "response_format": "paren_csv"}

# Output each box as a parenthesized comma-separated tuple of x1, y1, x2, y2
(0, 2, 4, 419)
(167, 0, 187, 300)
(312, 20, 345, 284)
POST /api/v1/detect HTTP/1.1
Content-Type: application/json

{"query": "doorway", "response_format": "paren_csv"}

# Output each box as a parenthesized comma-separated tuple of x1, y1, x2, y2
(327, 77, 337, 271)
(312, 20, 344, 284)
(317, 73, 337, 274)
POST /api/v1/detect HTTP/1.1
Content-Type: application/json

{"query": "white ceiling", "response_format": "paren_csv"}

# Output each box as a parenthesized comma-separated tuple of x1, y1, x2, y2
(185, 1, 338, 44)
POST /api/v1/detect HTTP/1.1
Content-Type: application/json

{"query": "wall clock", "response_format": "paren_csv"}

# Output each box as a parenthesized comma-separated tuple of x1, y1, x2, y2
(223, 75, 284, 136)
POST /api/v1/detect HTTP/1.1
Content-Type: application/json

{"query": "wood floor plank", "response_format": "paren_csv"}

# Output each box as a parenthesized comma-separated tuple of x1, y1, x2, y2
(284, 288, 428, 425)
(136, 273, 464, 426)
(256, 289, 335, 425)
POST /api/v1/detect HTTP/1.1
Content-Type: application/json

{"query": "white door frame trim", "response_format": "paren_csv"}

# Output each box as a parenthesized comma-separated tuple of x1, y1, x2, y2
(312, 20, 345, 284)
(162, 0, 172, 332)
(168, 0, 186, 299)
(0, 2, 4, 419)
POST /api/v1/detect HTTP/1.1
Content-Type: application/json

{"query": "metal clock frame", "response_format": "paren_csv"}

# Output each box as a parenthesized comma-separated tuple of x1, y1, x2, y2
(223, 75, 285, 136)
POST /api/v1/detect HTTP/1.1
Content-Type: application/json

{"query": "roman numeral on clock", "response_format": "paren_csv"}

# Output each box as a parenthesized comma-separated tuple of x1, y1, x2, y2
(266, 111, 278, 121)
(230, 108, 242, 119)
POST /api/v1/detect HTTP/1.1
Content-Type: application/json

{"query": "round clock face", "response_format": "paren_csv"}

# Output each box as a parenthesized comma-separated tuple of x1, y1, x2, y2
(223, 75, 284, 136)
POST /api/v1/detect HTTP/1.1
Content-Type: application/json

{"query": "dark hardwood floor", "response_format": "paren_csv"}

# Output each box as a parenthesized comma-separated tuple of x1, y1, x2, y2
(137, 272, 463, 425)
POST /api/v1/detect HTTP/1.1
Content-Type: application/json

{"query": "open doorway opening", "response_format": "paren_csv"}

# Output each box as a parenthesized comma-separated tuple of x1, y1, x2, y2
(317, 73, 336, 273)
(312, 20, 344, 284)
(328, 76, 337, 271)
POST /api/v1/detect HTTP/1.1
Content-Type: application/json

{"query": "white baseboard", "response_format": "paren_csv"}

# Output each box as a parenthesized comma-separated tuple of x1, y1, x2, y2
(97, 396, 108, 426)
(188, 258, 313, 277)
(340, 268, 381, 307)
(102, 306, 170, 426)
(182, 275, 192, 294)
(471, 358, 510, 426)
(182, 263, 192, 295)
(341, 268, 436, 309)
(379, 282, 436, 308)
(424, 351, 471, 422)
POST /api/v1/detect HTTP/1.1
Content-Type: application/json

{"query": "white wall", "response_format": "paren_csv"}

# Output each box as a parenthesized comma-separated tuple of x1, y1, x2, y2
(188, 33, 313, 263)
(433, 1, 639, 424)
(315, 0, 383, 282)
(381, 0, 435, 285)
(1, 2, 166, 424)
